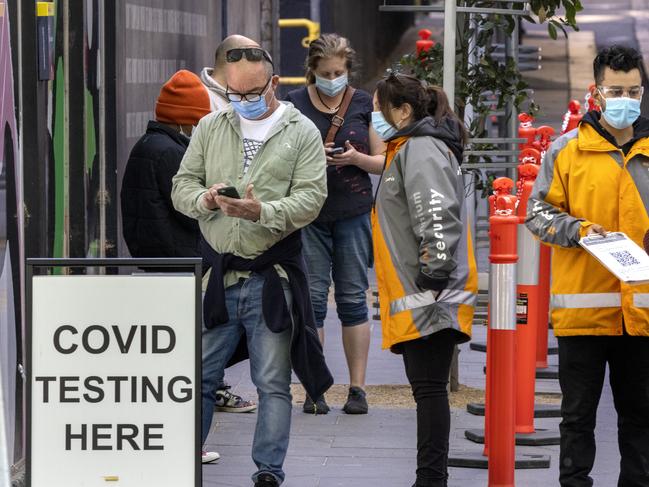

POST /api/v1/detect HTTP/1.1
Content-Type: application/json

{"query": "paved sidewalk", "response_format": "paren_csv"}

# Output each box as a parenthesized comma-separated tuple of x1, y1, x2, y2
(203, 15, 626, 487)
(207, 321, 622, 487)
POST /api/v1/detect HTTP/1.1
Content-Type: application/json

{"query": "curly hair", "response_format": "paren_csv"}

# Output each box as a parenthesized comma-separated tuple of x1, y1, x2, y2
(594, 45, 644, 84)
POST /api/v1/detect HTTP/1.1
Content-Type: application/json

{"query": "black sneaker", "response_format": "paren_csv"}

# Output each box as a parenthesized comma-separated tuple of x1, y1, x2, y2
(254, 472, 279, 486)
(343, 386, 368, 414)
(302, 395, 330, 414)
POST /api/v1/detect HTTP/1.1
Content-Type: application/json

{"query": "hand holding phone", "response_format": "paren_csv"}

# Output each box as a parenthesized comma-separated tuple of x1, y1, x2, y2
(330, 147, 345, 155)
(216, 186, 241, 199)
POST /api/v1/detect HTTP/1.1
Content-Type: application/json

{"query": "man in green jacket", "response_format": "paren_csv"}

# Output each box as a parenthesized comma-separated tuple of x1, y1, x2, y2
(172, 47, 329, 487)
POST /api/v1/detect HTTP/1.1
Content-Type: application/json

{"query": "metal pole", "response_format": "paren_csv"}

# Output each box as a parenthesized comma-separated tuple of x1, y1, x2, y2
(98, 0, 107, 260)
(505, 18, 519, 180)
(464, 12, 477, 250)
(310, 0, 321, 24)
(443, 0, 456, 107)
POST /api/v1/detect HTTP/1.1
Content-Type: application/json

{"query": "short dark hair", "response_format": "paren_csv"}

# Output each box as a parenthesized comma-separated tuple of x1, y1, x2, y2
(593, 45, 644, 84)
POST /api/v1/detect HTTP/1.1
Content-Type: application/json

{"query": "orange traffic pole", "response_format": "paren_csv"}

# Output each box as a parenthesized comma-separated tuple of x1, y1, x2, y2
(536, 244, 551, 368)
(518, 148, 552, 371)
(487, 177, 518, 487)
(484, 177, 515, 458)
(514, 164, 541, 435)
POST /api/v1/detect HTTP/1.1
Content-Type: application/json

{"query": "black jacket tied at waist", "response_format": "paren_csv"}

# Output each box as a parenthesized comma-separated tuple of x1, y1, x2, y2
(201, 231, 333, 401)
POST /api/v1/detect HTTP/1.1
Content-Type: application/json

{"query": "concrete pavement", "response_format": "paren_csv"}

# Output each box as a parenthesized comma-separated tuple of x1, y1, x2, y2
(203, 8, 639, 486)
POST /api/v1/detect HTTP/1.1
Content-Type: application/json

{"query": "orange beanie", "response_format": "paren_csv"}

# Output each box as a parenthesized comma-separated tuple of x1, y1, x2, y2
(155, 70, 211, 125)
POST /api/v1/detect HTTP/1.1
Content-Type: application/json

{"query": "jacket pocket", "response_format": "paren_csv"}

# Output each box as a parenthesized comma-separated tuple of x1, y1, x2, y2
(267, 144, 298, 181)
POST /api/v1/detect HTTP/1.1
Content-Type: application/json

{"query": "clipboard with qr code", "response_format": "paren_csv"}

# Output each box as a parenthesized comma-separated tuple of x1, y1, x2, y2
(579, 232, 649, 285)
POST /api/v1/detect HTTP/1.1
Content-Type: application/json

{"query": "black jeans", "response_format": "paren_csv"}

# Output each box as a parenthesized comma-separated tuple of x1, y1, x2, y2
(402, 330, 457, 487)
(557, 334, 649, 487)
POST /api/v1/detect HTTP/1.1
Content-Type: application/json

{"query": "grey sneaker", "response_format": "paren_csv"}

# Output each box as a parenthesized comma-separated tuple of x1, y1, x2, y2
(343, 386, 368, 414)
(214, 386, 257, 413)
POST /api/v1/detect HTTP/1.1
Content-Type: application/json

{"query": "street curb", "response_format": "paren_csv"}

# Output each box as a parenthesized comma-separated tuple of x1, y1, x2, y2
(568, 31, 597, 102)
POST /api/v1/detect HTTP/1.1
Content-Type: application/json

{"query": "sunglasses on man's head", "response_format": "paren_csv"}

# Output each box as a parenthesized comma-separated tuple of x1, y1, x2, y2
(226, 48, 274, 67)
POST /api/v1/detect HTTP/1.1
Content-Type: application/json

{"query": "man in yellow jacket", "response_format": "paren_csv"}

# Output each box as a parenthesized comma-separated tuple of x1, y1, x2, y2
(526, 45, 649, 486)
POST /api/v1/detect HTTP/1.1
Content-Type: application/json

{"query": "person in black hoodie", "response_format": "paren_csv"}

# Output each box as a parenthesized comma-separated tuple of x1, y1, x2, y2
(121, 70, 211, 259)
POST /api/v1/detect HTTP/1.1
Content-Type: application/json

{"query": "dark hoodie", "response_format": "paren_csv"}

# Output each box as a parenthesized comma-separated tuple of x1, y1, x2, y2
(121, 121, 200, 259)
(580, 110, 649, 155)
(390, 115, 465, 163)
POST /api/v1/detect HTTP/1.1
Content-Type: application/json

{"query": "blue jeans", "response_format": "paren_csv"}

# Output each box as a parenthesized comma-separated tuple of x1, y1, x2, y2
(302, 212, 371, 328)
(201, 273, 292, 484)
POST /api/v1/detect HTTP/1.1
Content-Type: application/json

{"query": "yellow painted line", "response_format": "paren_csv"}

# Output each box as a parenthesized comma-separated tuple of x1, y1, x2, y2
(103, 476, 119, 482)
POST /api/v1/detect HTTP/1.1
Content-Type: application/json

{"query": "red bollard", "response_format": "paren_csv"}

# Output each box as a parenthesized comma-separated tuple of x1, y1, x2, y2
(487, 177, 518, 487)
(536, 244, 551, 368)
(515, 151, 553, 374)
(534, 126, 555, 159)
(586, 84, 600, 113)
(515, 164, 541, 435)
(518, 114, 537, 150)
(518, 147, 541, 166)
(561, 100, 583, 135)
(416, 29, 435, 55)
(484, 177, 515, 458)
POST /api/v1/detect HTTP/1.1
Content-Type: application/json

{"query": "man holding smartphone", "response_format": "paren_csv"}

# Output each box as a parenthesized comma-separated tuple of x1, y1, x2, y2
(172, 46, 332, 487)
(199, 35, 262, 420)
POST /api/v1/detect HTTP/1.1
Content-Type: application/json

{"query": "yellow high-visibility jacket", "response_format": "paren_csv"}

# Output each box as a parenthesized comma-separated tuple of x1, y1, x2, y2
(372, 117, 478, 351)
(526, 112, 649, 336)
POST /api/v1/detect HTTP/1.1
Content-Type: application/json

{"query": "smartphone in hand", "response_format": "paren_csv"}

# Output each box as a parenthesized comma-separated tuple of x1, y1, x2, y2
(216, 186, 241, 199)
(330, 147, 345, 155)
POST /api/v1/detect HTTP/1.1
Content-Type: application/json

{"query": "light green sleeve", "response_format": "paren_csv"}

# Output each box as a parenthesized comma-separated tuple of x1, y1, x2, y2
(258, 124, 327, 234)
(171, 119, 218, 221)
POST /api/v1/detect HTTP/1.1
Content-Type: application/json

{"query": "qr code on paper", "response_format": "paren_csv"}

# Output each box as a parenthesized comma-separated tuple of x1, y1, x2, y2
(610, 250, 640, 267)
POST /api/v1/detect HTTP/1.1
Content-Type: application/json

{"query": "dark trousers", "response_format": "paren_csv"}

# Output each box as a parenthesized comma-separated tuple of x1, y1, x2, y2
(402, 330, 457, 487)
(557, 334, 649, 487)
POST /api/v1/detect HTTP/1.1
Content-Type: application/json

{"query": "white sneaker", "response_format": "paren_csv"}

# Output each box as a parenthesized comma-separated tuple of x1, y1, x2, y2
(201, 450, 220, 464)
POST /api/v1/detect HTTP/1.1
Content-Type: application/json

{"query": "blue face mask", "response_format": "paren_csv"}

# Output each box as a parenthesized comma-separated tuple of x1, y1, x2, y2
(601, 96, 642, 129)
(231, 97, 269, 120)
(315, 74, 348, 97)
(371, 111, 397, 140)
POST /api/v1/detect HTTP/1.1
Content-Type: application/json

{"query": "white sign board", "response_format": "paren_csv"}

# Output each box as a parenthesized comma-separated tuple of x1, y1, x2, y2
(29, 275, 199, 487)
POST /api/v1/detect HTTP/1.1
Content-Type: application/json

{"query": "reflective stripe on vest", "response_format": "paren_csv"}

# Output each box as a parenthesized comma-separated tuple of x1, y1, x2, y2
(551, 293, 621, 309)
(390, 289, 477, 316)
(634, 294, 649, 308)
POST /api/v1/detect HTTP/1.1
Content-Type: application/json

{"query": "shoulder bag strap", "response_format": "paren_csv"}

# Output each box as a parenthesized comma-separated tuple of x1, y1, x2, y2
(324, 87, 356, 145)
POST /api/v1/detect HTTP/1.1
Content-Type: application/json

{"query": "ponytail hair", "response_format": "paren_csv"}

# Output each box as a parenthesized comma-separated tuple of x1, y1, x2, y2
(375, 73, 467, 142)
